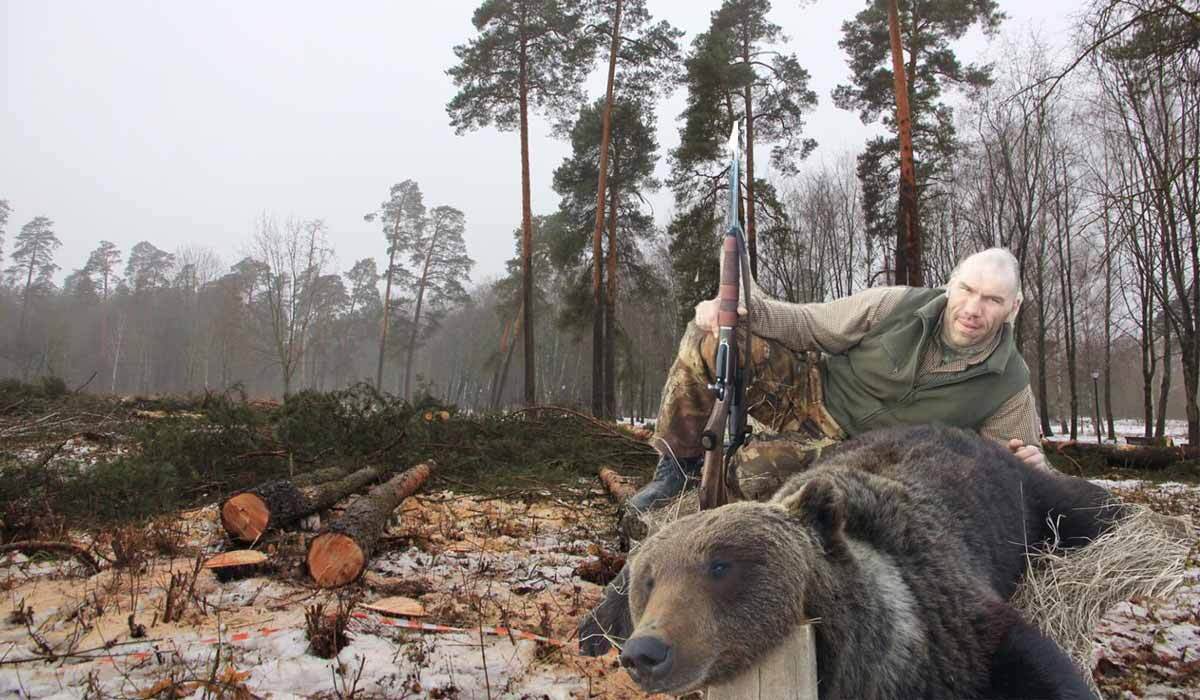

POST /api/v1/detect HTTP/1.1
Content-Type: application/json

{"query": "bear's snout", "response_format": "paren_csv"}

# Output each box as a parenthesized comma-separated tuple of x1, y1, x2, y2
(619, 634, 673, 682)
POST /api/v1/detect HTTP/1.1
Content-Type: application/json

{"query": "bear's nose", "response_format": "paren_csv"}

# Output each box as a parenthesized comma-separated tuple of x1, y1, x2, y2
(620, 635, 673, 680)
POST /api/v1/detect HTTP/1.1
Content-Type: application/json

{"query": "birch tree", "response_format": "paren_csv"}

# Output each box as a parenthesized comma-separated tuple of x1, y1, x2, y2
(250, 216, 333, 397)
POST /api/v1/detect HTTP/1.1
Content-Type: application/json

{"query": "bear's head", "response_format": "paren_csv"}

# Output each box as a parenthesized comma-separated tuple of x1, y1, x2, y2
(619, 476, 846, 694)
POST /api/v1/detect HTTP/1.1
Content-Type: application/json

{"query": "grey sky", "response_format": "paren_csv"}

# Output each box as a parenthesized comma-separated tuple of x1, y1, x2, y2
(2, 1, 1077, 288)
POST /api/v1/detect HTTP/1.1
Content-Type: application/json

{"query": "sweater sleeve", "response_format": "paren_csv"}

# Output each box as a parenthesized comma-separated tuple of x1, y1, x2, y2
(748, 285, 911, 354)
(979, 385, 1043, 449)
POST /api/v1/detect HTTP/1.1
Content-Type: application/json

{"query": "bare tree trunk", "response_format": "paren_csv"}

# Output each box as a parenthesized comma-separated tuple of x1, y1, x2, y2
(404, 237, 438, 400)
(1156, 318, 1172, 440)
(376, 229, 399, 392)
(1055, 158, 1079, 439)
(591, 0, 622, 417)
(1034, 206, 1054, 436)
(604, 155, 620, 420)
(491, 303, 522, 411)
(743, 36, 758, 278)
(1103, 212, 1116, 441)
(518, 35, 536, 407)
(888, 0, 922, 287)
(1141, 265, 1158, 439)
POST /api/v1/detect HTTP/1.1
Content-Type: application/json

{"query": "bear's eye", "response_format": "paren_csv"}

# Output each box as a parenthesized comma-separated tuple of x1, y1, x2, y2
(708, 560, 731, 580)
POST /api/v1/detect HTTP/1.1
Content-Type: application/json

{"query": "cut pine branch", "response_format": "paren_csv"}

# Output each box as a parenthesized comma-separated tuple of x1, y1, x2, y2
(307, 462, 434, 588)
(220, 465, 382, 543)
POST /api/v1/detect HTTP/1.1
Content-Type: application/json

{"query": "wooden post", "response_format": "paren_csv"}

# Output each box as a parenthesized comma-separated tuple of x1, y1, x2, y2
(706, 624, 818, 700)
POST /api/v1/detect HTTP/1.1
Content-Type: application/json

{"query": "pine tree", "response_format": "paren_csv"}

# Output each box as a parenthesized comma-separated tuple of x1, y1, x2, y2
(85, 241, 122, 301)
(365, 180, 425, 392)
(398, 205, 474, 399)
(550, 97, 663, 417)
(671, 0, 817, 282)
(8, 217, 61, 335)
(447, 0, 599, 406)
(587, 0, 682, 417)
(834, 0, 1003, 283)
(125, 241, 176, 292)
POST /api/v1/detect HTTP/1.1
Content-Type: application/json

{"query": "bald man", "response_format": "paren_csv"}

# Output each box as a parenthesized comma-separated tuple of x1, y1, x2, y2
(631, 247, 1046, 511)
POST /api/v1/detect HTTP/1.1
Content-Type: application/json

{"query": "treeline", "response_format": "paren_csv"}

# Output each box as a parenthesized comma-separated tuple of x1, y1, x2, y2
(1, 0, 1197, 443)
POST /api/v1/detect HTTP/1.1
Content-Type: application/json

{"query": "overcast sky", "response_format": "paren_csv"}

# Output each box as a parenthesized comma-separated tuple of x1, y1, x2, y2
(1, 1, 1079, 288)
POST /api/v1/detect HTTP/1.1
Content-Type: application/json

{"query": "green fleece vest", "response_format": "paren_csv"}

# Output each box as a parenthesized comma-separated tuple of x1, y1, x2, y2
(822, 288, 1030, 437)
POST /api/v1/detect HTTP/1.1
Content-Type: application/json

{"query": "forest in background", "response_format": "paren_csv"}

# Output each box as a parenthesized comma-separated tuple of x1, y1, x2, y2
(1, 0, 1197, 443)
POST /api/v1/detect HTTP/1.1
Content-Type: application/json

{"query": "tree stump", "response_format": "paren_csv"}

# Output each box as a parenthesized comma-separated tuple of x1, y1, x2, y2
(705, 624, 817, 700)
(306, 462, 433, 588)
(221, 466, 382, 543)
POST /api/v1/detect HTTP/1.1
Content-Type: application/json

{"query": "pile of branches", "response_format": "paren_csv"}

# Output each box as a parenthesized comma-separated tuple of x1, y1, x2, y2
(1, 380, 656, 538)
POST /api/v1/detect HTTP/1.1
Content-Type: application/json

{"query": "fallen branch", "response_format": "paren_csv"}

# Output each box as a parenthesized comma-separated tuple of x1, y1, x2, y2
(73, 371, 98, 394)
(1042, 439, 1200, 470)
(598, 468, 638, 502)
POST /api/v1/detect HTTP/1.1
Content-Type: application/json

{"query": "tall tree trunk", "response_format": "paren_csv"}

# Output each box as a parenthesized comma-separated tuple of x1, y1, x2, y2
(376, 232, 399, 391)
(1103, 215, 1116, 441)
(1034, 212, 1053, 436)
(591, 0, 622, 418)
(491, 302, 522, 411)
(888, 0, 921, 287)
(1182, 338, 1200, 446)
(518, 36, 536, 406)
(1156, 310, 1172, 440)
(1055, 157, 1079, 439)
(1141, 264, 1158, 439)
(605, 156, 619, 420)
(743, 38, 758, 279)
(405, 239, 437, 400)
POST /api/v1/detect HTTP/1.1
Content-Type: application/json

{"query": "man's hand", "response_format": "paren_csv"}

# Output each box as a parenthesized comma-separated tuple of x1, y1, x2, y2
(1008, 438, 1047, 470)
(694, 297, 747, 337)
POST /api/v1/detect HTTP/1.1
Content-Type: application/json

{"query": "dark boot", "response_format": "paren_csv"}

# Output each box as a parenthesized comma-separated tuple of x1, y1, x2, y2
(627, 454, 703, 512)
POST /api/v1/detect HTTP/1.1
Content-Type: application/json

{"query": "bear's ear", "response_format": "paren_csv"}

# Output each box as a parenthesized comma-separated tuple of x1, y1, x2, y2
(779, 477, 846, 551)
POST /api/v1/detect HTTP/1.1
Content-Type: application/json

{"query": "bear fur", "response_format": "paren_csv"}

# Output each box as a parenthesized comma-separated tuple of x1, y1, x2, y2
(580, 424, 1123, 699)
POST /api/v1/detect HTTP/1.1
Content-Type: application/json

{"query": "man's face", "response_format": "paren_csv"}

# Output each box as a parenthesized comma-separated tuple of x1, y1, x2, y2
(943, 261, 1019, 348)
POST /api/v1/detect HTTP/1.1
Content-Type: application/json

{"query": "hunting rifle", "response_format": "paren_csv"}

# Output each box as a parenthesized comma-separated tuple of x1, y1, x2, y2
(699, 122, 753, 511)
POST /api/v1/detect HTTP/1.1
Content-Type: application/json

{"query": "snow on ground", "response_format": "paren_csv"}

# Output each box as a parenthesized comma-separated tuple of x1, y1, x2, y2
(1045, 418, 1192, 445)
(0, 486, 656, 699)
(1, 477, 1197, 699)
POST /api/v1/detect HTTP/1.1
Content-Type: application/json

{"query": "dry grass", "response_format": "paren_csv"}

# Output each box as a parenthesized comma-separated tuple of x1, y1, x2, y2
(1012, 505, 1193, 681)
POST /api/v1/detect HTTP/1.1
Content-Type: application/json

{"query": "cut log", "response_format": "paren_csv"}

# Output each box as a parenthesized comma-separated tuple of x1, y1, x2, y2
(1042, 439, 1200, 471)
(598, 467, 638, 502)
(307, 462, 434, 588)
(220, 465, 383, 543)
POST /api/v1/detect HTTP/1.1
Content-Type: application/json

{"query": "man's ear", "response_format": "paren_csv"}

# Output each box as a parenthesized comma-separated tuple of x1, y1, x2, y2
(1007, 297, 1022, 323)
(778, 476, 846, 552)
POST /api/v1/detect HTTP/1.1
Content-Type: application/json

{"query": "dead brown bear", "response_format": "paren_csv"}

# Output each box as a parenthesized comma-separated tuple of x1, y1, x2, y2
(581, 424, 1121, 699)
